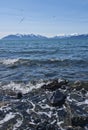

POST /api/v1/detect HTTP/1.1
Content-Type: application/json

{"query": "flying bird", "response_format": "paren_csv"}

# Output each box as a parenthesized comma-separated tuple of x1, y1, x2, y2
(19, 17, 25, 24)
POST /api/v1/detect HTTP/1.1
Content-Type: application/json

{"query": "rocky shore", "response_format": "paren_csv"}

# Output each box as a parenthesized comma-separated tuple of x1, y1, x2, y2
(0, 79, 88, 130)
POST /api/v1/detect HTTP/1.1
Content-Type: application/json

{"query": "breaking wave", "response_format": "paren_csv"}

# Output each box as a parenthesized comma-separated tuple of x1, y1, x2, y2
(0, 80, 45, 94)
(0, 58, 88, 66)
(0, 59, 19, 65)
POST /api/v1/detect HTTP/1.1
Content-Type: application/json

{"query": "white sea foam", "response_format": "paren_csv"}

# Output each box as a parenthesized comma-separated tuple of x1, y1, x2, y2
(0, 112, 15, 125)
(1, 81, 44, 94)
(85, 99, 88, 104)
(40, 104, 51, 109)
(37, 111, 52, 118)
(0, 105, 11, 112)
(1, 81, 30, 94)
(57, 121, 64, 130)
(67, 96, 73, 102)
(76, 99, 88, 106)
(50, 58, 65, 62)
(13, 113, 23, 130)
(13, 119, 23, 130)
(86, 92, 88, 97)
(27, 81, 44, 92)
(0, 59, 19, 65)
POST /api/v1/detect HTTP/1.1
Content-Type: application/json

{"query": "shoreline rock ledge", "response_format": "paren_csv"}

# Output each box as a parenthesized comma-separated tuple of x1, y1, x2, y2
(47, 89, 66, 107)
(41, 79, 69, 91)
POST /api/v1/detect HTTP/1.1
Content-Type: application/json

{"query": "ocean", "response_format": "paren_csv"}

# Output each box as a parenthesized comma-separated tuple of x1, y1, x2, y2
(0, 37, 88, 130)
(0, 38, 88, 82)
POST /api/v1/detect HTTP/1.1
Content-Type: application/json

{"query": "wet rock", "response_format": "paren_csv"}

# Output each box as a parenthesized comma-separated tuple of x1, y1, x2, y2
(74, 127, 84, 130)
(66, 126, 83, 130)
(36, 121, 58, 130)
(66, 126, 73, 130)
(73, 81, 88, 91)
(70, 93, 84, 102)
(17, 92, 23, 99)
(58, 78, 69, 85)
(71, 116, 88, 127)
(81, 88, 87, 95)
(74, 80, 81, 85)
(41, 79, 68, 91)
(73, 80, 82, 90)
(48, 89, 66, 107)
(0, 101, 9, 107)
(0, 79, 88, 130)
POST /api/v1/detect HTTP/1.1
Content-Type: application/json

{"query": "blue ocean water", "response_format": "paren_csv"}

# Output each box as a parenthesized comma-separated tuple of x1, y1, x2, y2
(0, 38, 88, 83)
(0, 38, 88, 130)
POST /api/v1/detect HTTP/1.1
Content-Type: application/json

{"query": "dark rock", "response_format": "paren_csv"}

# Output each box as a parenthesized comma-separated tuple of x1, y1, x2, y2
(71, 116, 88, 127)
(57, 109, 67, 117)
(17, 92, 23, 99)
(58, 79, 69, 85)
(74, 127, 84, 130)
(81, 89, 87, 95)
(66, 126, 83, 130)
(47, 89, 66, 107)
(70, 93, 84, 102)
(66, 126, 73, 130)
(73, 80, 82, 90)
(41, 79, 68, 91)
(72, 81, 88, 91)
(36, 121, 58, 130)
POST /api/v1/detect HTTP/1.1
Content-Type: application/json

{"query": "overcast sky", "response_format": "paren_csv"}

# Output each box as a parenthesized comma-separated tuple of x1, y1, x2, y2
(0, 0, 88, 38)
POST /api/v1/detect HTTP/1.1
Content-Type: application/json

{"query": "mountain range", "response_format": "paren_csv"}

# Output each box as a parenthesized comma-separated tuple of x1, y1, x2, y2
(1, 34, 88, 40)
(1, 34, 47, 40)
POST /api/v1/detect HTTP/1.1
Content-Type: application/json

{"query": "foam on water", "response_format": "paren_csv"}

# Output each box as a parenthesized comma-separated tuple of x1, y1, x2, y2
(0, 59, 19, 65)
(1, 81, 45, 94)
(86, 92, 88, 97)
(0, 112, 15, 125)
(13, 119, 23, 130)
(1, 81, 30, 94)
(77, 99, 88, 105)
(50, 58, 62, 62)
(27, 101, 36, 111)
(85, 99, 88, 104)
(12, 113, 23, 130)
(0, 104, 11, 111)
(37, 111, 52, 118)
(39, 104, 52, 109)
(57, 121, 64, 130)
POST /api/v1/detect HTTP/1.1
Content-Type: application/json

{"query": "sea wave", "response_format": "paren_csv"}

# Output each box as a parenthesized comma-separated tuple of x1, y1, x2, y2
(0, 59, 19, 65)
(0, 80, 45, 94)
(0, 58, 88, 66)
(0, 58, 88, 68)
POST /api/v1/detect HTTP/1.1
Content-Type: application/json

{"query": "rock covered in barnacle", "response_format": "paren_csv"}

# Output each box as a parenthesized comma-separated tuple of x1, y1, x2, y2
(47, 89, 66, 107)
(71, 116, 88, 127)
(81, 88, 87, 95)
(66, 126, 83, 130)
(73, 80, 82, 90)
(36, 121, 58, 130)
(0, 79, 88, 130)
(72, 80, 88, 91)
(41, 79, 69, 91)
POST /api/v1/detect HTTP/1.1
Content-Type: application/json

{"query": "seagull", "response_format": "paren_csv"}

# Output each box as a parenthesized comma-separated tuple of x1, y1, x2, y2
(19, 17, 24, 24)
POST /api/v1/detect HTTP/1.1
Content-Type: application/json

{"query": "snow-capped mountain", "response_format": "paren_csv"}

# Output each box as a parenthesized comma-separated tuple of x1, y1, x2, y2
(1, 34, 47, 40)
(1, 33, 88, 40)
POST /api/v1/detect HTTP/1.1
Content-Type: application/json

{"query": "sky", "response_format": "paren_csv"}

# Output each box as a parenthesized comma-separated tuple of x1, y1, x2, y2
(0, 0, 88, 38)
